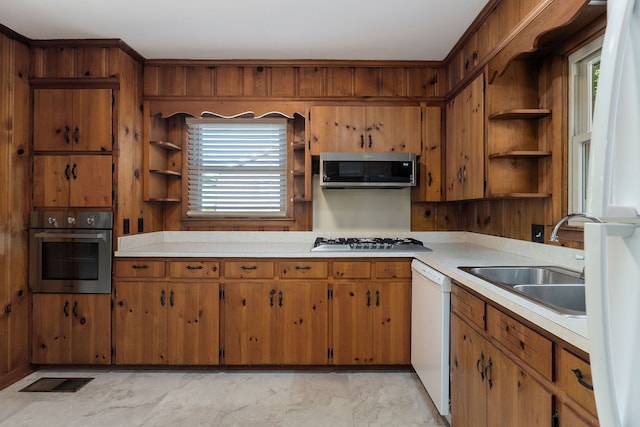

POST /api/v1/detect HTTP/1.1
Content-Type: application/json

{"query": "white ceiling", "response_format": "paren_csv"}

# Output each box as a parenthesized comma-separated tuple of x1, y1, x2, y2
(0, 0, 490, 61)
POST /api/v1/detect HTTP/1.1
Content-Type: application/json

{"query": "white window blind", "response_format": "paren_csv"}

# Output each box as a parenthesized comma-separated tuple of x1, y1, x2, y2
(186, 118, 288, 217)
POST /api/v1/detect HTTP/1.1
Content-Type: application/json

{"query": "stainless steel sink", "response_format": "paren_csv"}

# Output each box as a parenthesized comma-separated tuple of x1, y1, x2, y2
(459, 266, 585, 317)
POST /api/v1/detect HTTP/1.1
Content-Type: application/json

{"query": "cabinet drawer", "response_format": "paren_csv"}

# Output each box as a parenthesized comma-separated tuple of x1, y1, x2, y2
(332, 261, 371, 279)
(558, 349, 598, 417)
(224, 261, 274, 279)
(375, 261, 411, 279)
(115, 260, 165, 278)
(169, 261, 220, 279)
(279, 261, 328, 279)
(451, 284, 485, 330)
(486, 306, 552, 380)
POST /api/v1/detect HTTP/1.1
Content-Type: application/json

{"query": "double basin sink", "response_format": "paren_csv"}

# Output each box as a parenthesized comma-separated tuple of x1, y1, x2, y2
(459, 266, 585, 317)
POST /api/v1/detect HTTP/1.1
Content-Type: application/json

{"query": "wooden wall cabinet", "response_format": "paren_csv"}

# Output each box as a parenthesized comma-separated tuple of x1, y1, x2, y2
(32, 154, 112, 208)
(33, 88, 112, 153)
(331, 260, 411, 365)
(445, 74, 485, 201)
(413, 105, 443, 202)
(113, 260, 220, 365)
(31, 294, 111, 364)
(223, 259, 328, 365)
(309, 105, 422, 155)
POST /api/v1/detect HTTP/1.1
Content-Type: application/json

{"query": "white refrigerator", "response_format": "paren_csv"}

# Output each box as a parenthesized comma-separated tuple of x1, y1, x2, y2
(584, 0, 640, 426)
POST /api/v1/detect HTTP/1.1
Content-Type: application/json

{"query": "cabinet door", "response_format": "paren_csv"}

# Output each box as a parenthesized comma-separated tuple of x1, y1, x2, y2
(73, 89, 112, 152)
(486, 346, 552, 427)
(33, 155, 70, 207)
(277, 282, 328, 365)
(366, 106, 421, 153)
(450, 313, 488, 427)
(332, 282, 373, 364)
(309, 106, 366, 154)
(371, 281, 411, 364)
(224, 282, 277, 364)
(69, 295, 111, 364)
(166, 282, 219, 365)
(68, 155, 112, 207)
(33, 89, 74, 152)
(32, 294, 72, 364)
(114, 281, 167, 364)
(446, 74, 484, 200)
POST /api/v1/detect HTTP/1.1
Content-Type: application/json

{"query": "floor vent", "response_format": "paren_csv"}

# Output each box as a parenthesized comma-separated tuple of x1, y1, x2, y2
(20, 377, 93, 393)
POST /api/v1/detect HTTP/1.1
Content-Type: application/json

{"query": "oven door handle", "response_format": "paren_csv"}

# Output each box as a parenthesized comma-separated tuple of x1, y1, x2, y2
(33, 232, 107, 240)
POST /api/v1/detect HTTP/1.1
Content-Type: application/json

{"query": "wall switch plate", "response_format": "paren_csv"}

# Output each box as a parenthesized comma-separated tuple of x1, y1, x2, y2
(531, 224, 544, 243)
(123, 218, 130, 235)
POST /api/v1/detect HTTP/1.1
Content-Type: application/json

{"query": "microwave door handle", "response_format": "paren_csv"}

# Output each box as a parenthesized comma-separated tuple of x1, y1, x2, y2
(33, 232, 107, 239)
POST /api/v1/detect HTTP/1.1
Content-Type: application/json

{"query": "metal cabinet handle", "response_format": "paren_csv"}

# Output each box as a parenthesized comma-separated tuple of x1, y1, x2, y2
(63, 126, 70, 143)
(269, 289, 276, 307)
(71, 163, 77, 180)
(132, 264, 149, 269)
(72, 301, 78, 317)
(64, 164, 71, 180)
(368, 134, 372, 148)
(160, 290, 166, 306)
(360, 134, 365, 149)
(241, 265, 258, 270)
(428, 172, 433, 187)
(375, 290, 380, 307)
(169, 290, 175, 307)
(295, 265, 312, 271)
(366, 290, 371, 307)
(572, 369, 594, 391)
(278, 290, 283, 307)
(484, 358, 493, 389)
(186, 265, 204, 270)
(63, 300, 70, 317)
(73, 126, 79, 143)
(476, 352, 485, 380)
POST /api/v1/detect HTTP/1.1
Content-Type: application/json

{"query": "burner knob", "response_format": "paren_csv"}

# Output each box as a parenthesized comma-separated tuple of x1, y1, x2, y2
(47, 217, 57, 226)
(86, 216, 96, 226)
(67, 216, 76, 225)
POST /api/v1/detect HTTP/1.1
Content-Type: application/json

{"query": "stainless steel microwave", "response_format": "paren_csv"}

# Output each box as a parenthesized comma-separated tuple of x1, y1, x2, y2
(320, 152, 417, 188)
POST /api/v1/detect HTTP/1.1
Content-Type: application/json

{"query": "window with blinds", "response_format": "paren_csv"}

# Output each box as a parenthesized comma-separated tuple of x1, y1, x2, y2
(186, 118, 288, 217)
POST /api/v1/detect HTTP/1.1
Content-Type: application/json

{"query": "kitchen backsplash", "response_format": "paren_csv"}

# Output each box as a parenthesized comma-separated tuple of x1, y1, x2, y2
(312, 175, 411, 232)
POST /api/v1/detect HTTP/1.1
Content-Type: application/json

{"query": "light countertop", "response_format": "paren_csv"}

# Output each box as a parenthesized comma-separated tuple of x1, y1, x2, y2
(116, 230, 589, 352)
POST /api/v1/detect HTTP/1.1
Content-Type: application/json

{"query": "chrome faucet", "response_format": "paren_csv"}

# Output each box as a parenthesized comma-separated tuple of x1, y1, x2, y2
(549, 213, 603, 242)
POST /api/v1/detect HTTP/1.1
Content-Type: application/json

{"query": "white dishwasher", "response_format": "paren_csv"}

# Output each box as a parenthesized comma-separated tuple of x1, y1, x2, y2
(411, 259, 451, 417)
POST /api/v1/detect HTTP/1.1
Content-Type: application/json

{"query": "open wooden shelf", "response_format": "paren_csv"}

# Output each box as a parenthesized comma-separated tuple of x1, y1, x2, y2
(150, 140, 181, 151)
(488, 150, 551, 159)
(488, 109, 551, 120)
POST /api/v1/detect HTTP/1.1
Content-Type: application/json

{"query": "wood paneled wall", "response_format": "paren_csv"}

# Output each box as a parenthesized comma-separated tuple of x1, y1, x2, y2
(144, 61, 446, 99)
(0, 33, 32, 388)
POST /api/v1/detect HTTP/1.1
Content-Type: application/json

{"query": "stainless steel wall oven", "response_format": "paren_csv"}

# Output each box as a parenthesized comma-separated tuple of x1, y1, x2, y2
(29, 211, 113, 294)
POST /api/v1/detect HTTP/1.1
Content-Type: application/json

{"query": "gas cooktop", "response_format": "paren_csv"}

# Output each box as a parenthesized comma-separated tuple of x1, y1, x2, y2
(311, 237, 432, 252)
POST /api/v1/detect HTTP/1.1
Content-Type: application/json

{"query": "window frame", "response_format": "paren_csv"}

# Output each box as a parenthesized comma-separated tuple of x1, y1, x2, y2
(185, 116, 292, 219)
(568, 36, 603, 219)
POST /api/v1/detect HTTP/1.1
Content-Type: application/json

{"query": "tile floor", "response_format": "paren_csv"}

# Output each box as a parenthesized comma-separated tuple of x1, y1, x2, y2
(0, 369, 448, 427)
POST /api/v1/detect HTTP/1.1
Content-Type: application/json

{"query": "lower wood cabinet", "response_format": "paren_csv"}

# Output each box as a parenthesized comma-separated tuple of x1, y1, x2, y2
(31, 294, 111, 364)
(450, 283, 599, 427)
(223, 281, 328, 365)
(114, 281, 219, 365)
(332, 280, 411, 364)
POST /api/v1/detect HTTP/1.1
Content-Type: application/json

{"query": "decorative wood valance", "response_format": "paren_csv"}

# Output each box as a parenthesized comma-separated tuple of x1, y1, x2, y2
(145, 98, 308, 119)
(487, 0, 605, 83)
